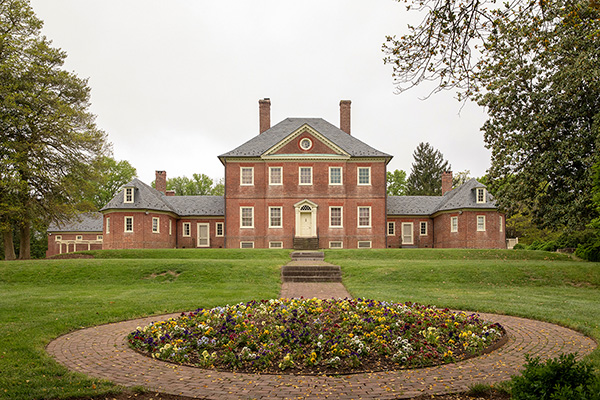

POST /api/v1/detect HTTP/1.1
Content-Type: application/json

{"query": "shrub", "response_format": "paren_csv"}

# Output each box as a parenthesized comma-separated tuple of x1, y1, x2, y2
(575, 238, 600, 262)
(513, 243, 527, 250)
(510, 353, 600, 400)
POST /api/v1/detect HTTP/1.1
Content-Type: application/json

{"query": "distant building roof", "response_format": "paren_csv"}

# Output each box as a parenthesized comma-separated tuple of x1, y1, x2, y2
(219, 118, 392, 159)
(387, 179, 497, 215)
(47, 212, 103, 232)
(165, 196, 224, 216)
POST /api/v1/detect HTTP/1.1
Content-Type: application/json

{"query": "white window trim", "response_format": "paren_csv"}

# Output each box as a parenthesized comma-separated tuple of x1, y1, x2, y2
(169, 219, 172, 235)
(240, 207, 254, 228)
(299, 167, 313, 185)
(329, 241, 343, 249)
(216, 222, 224, 237)
(357, 167, 371, 186)
(329, 206, 343, 228)
(269, 206, 283, 228)
(124, 216, 134, 233)
(152, 217, 160, 233)
(97, 235, 103, 241)
(401, 222, 414, 245)
(299, 138, 313, 150)
(182, 222, 191, 237)
(329, 167, 343, 185)
(76, 235, 83, 241)
(55, 235, 62, 241)
(500, 216, 504, 232)
(357, 206, 371, 228)
(269, 241, 283, 249)
(387, 221, 395, 236)
(358, 241, 372, 249)
(420, 221, 428, 236)
(451, 216, 458, 233)
(124, 187, 134, 203)
(477, 215, 486, 232)
(240, 241, 254, 249)
(476, 188, 486, 204)
(240, 167, 254, 186)
(269, 167, 283, 186)
(106, 217, 110, 234)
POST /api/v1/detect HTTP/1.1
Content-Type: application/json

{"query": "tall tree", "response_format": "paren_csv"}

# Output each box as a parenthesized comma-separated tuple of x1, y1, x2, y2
(89, 157, 137, 209)
(387, 169, 408, 196)
(0, 0, 107, 259)
(155, 173, 224, 196)
(406, 142, 451, 195)
(384, 0, 600, 230)
(452, 170, 471, 188)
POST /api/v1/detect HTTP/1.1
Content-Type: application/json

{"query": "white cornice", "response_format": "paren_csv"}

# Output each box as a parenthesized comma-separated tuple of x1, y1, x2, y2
(264, 124, 350, 157)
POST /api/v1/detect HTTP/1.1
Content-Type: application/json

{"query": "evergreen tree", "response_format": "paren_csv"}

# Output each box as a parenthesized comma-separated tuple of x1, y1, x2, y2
(406, 142, 451, 196)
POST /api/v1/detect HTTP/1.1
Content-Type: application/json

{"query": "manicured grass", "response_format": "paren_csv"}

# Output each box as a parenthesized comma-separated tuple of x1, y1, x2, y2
(1, 248, 598, 399)
(325, 249, 600, 367)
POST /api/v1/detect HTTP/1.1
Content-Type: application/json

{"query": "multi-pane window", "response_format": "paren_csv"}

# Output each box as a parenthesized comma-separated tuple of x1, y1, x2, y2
(420, 221, 428, 235)
(97, 235, 103, 240)
(476, 188, 486, 203)
(106, 217, 110, 234)
(125, 216, 133, 232)
(216, 222, 224, 237)
(330, 207, 342, 227)
(358, 241, 372, 248)
(329, 167, 342, 185)
(477, 215, 486, 231)
(169, 220, 172, 235)
(329, 241, 343, 249)
(240, 241, 254, 249)
(269, 207, 282, 228)
(451, 217, 458, 232)
(55, 235, 62, 241)
(358, 207, 371, 227)
(387, 222, 395, 236)
(299, 167, 312, 185)
(76, 235, 83, 241)
(269, 241, 283, 248)
(241, 167, 254, 185)
(124, 187, 134, 203)
(269, 167, 282, 185)
(500, 216, 504, 232)
(152, 217, 159, 233)
(358, 167, 370, 185)
(183, 222, 191, 237)
(241, 207, 254, 228)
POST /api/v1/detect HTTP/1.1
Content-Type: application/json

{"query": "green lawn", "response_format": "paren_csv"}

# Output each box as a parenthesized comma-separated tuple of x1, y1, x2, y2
(0, 248, 598, 399)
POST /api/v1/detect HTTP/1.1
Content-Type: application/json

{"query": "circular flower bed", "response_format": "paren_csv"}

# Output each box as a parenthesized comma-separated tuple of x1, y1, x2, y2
(128, 298, 504, 374)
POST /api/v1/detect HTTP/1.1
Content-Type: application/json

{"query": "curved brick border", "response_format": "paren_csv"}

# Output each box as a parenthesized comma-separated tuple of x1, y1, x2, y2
(47, 312, 596, 399)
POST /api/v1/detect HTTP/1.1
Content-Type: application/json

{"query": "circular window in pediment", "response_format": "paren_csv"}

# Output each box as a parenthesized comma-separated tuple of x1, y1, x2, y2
(299, 138, 313, 151)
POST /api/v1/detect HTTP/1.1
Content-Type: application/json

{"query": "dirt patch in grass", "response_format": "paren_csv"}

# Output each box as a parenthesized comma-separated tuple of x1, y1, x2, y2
(143, 270, 180, 280)
(50, 253, 95, 259)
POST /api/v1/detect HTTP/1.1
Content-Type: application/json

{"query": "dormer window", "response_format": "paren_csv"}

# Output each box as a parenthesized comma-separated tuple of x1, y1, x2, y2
(476, 188, 486, 204)
(124, 187, 134, 203)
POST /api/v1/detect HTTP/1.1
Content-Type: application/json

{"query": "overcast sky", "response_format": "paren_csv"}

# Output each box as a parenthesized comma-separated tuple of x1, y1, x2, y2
(29, 0, 490, 185)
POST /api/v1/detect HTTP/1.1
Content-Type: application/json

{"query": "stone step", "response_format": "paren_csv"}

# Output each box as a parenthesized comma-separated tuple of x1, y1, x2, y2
(290, 251, 324, 261)
(281, 264, 342, 283)
(282, 276, 343, 283)
(293, 237, 320, 250)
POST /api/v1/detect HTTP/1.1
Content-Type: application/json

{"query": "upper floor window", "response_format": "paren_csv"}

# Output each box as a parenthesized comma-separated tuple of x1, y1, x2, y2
(241, 207, 254, 228)
(240, 167, 254, 186)
(329, 167, 342, 185)
(476, 188, 486, 203)
(299, 167, 312, 185)
(451, 216, 458, 233)
(124, 187, 134, 203)
(358, 207, 371, 228)
(477, 215, 486, 231)
(358, 167, 371, 185)
(269, 167, 282, 185)
(152, 217, 160, 233)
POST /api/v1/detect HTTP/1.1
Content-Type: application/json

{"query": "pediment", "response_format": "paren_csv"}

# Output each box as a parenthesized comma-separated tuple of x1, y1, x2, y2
(263, 124, 349, 157)
(294, 199, 319, 210)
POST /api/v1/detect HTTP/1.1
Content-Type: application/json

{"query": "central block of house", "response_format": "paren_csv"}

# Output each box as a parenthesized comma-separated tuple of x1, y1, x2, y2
(219, 99, 391, 249)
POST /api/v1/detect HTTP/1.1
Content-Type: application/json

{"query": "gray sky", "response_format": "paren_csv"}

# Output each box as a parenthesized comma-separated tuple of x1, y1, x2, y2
(30, 0, 490, 185)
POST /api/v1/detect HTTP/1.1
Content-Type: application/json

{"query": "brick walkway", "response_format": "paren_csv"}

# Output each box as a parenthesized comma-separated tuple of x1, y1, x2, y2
(47, 283, 597, 399)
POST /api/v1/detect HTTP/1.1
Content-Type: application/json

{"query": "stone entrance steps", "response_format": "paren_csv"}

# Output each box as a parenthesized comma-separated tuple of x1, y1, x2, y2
(293, 237, 319, 250)
(282, 251, 342, 283)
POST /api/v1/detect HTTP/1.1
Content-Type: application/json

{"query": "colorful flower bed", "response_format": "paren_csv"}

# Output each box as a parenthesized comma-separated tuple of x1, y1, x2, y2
(128, 298, 504, 374)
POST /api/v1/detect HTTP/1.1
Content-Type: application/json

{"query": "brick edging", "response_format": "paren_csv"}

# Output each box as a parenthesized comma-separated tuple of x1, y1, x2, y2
(46, 312, 596, 399)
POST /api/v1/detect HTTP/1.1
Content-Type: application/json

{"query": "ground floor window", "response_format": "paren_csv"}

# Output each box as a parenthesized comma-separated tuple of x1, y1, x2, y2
(216, 222, 224, 237)
(125, 216, 133, 232)
(358, 207, 371, 228)
(387, 222, 395, 236)
(183, 222, 191, 237)
(451, 217, 458, 232)
(420, 221, 427, 235)
(152, 217, 160, 233)
(477, 215, 486, 231)
(240, 241, 254, 249)
(269, 207, 282, 228)
(330, 207, 343, 228)
(241, 207, 254, 228)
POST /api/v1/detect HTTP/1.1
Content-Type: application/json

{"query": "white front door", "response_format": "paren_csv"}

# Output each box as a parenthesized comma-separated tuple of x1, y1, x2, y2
(402, 223, 413, 245)
(197, 223, 209, 247)
(300, 212, 312, 237)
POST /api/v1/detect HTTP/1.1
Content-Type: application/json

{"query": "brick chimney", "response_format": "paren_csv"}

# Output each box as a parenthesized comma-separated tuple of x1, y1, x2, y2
(441, 171, 453, 195)
(340, 100, 351, 135)
(155, 171, 167, 194)
(166, 190, 176, 196)
(259, 98, 271, 134)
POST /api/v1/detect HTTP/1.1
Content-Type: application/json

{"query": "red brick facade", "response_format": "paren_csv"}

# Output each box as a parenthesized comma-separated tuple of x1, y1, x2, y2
(46, 232, 103, 257)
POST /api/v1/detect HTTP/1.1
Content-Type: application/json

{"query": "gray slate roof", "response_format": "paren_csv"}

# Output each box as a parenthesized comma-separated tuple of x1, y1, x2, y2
(48, 212, 103, 232)
(387, 179, 497, 215)
(100, 178, 224, 217)
(219, 118, 392, 159)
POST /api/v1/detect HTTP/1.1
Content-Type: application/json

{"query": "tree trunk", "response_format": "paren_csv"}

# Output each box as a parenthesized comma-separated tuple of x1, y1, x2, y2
(3, 229, 16, 260)
(18, 223, 31, 260)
